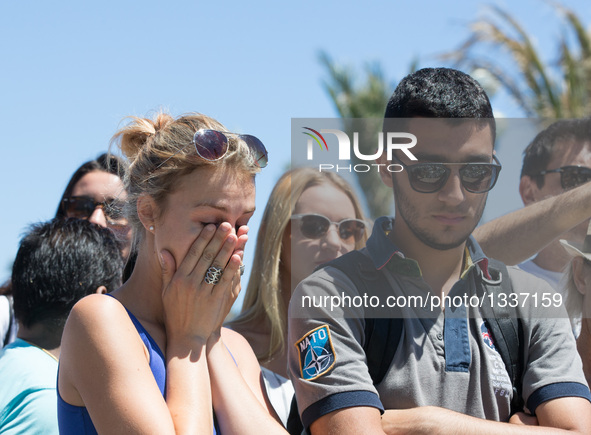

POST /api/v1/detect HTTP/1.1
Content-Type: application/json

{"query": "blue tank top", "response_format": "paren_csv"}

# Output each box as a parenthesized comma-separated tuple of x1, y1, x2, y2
(57, 296, 218, 434)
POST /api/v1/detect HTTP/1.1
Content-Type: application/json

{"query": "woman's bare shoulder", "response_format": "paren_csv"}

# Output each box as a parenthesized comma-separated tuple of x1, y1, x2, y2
(63, 294, 131, 342)
(220, 327, 261, 373)
(221, 326, 252, 350)
(62, 294, 141, 362)
(71, 293, 126, 319)
(59, 294, 152, 406)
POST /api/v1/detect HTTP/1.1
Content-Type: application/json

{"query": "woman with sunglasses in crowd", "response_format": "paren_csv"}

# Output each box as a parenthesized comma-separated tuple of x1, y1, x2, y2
(58, 112, 286, 434)
(1, 154, 131, 351)
(56, 152, 132, 260)
(229, 167, 367, 427)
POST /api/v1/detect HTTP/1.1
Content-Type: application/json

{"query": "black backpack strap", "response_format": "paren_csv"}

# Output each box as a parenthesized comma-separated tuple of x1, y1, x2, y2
(362, 317, 403, 385)
(324, 251, 402, 385)
(478, 259, 524, 414)
(286, 395, 306, 435)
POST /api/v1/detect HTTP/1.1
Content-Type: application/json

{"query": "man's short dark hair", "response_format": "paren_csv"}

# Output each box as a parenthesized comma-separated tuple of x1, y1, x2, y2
(11, 218, 124, 329)
(384, 67, 496, 144)
(521, 118, 591, 187)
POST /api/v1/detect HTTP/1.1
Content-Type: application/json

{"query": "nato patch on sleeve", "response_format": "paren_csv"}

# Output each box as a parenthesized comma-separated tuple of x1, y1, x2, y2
(295, 324, 336, 381)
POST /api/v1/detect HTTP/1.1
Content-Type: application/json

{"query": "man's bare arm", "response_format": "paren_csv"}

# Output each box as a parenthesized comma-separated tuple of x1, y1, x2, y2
(310, 407, 385, 435)
(380, 397, 591, 435)
(474, 183, 591, 265)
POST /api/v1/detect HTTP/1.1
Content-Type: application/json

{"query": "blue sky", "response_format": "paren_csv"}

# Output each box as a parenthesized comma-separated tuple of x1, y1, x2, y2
(1, 1, 589, 309)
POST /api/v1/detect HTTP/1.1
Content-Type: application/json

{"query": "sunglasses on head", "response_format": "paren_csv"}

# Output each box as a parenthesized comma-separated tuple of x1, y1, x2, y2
(391, 154, 502, 194)
(532, 165, 591, 190)
(62, 196, 126, 226)
(291, 214, 366, 243)
(192, 129, 268, 168)
(155, 129, 268, 171)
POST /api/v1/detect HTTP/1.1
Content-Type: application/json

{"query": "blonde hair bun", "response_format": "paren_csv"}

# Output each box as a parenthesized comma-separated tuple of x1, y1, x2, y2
(115, 113, 174, 161)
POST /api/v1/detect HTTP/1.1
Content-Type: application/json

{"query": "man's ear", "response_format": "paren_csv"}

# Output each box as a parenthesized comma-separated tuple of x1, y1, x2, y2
(376, 154, 393, 188)
(95, 285, 108, 295)
(137, 194, 157, 232)
(572, 257, 590, 296)
(519, 176, 537, 206)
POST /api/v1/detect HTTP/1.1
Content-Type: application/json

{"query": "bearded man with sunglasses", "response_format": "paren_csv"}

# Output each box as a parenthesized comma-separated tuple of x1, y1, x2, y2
(288, 68, 591, 435)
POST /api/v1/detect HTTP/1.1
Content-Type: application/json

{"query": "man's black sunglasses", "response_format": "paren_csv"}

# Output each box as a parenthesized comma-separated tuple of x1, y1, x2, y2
(532, 165, 591, 190)
(392, 155, 502, 194)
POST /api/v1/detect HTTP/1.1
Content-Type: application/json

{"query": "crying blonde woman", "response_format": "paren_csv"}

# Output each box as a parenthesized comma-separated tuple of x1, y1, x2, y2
(58, 111, 287, 435)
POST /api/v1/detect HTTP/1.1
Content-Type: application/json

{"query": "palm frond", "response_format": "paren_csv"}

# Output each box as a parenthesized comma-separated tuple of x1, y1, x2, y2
(440, 2, 589, 118)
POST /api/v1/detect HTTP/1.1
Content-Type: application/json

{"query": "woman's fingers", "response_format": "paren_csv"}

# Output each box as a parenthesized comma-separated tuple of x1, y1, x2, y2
(161, 222, 246, 341)
(236, 225, 249, 239)
(235, 226, 249, 257)
(175, 224, 217, 277)
(208, 254, 242, 333)
(231, 256, 243, 299)
(159, 249, 176, 294)
(214, 253, 241, 294)
(194, 224, 236, 287)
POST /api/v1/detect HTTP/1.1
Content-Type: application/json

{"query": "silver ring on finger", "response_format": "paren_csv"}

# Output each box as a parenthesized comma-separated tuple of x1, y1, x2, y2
(204, 265, 224, 285)
(239, 264, 245, 276)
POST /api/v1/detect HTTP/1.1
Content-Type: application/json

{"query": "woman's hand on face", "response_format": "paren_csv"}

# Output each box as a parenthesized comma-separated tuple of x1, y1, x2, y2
(235, 225, 249, 249)
(159, 223, 243, 345)
(232, 225, 249, 308)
